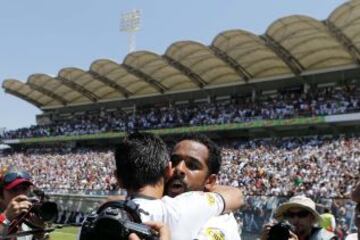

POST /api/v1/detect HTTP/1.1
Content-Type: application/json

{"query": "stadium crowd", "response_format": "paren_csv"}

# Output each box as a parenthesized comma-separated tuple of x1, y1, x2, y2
(0, 148, 118, 194)
(1, 84, 360, 139)
(0, 135, 358, 199)
(219, 135, 359, 199)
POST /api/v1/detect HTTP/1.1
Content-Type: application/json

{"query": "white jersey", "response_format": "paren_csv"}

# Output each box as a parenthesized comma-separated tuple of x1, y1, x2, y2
(133, 191, 225, 240)
(195, 213, 241, 240)
(345, 233, 358, 240)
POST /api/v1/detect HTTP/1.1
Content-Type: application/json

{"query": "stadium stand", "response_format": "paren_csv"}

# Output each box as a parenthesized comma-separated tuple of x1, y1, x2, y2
(0, 135, 358, 198)
(1, 84, 360, 139)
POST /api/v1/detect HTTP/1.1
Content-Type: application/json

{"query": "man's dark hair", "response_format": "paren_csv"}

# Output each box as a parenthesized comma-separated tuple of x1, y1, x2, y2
(115, 132, 169, 191)
(176, 133, 221, 175)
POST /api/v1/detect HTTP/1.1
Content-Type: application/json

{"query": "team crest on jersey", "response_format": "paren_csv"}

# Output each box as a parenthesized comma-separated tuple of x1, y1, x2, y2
(204, 227, 225, 240)
(206, 193, 216, 206)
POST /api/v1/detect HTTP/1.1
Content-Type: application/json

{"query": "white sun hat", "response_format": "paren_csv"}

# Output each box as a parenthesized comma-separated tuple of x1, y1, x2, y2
(275, 195, 321, 223)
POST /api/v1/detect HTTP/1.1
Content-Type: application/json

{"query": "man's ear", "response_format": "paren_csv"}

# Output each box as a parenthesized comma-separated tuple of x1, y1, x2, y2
(204, 174, 217, 191)
(164, 162, 173, 181)
(114, 170, 124, 188)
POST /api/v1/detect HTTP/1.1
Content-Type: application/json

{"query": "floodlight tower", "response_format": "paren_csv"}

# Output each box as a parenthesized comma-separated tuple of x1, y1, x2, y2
(121, 9, 141, 53)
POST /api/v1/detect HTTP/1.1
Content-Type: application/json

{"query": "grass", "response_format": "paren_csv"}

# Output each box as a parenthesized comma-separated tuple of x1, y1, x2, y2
(50, 226, 79, 240)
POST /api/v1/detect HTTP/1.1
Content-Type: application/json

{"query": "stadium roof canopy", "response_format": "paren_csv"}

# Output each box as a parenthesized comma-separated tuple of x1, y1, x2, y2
(3, 0, 360, 110)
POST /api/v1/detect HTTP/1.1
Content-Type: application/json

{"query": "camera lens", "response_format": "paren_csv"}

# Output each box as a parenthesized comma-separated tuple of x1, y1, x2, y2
(37, 202, 58, 222)
(268, 222, 292, 240)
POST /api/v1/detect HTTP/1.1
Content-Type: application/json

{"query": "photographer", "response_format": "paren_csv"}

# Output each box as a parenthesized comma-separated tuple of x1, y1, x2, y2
(0, 170, 47, 240)
(260, 196, 337, 240)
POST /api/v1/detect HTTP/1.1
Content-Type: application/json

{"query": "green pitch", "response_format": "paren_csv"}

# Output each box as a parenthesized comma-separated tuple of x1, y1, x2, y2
(50, 226, 79, 240)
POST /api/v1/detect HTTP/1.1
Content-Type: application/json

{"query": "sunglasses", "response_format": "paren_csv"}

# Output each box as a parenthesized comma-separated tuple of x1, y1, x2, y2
(284, 210, 310, 219)
(3, 171, 31, 184)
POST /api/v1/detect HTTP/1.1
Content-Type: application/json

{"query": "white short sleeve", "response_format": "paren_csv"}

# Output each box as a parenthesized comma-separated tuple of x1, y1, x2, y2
(161, 191, 225, 240)
(133, 191, 225, 240)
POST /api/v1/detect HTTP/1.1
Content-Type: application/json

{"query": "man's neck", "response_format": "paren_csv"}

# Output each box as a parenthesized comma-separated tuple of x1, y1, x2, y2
(128, 181, 164, 199)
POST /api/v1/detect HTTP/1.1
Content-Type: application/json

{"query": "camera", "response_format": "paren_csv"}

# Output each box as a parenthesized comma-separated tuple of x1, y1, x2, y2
(7, 190, 58, 235)
(268, 221, 295, 240)
(79, 200, 159, 240)
(28, 189, 58, 222)
(29, 199, 59, 222)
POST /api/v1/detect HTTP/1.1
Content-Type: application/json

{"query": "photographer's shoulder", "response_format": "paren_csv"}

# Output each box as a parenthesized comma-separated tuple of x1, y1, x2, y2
(311, 227, 338, 240)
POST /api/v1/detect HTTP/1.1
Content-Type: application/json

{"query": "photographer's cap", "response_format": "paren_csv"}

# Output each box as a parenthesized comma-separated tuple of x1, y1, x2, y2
(275, 195, 321, 223)
(2, 171, 33, 190)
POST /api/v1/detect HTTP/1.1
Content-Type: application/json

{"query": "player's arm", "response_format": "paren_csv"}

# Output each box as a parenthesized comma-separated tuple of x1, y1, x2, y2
(208, 185, 244, 213)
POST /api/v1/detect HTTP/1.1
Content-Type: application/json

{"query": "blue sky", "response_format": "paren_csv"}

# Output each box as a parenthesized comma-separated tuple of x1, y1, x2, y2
(0, 0, 346, 130)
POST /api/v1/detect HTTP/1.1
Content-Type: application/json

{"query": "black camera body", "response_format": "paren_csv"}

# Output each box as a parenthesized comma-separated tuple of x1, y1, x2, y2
(28, 189, 59, 223)
(30, 200, 59, 222)
(79, 200, 159, 240)
(268, 221, 295, 240)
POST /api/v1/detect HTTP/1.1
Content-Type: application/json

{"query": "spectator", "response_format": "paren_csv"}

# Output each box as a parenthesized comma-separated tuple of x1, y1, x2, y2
(260, 195, 337, 240)
(344, 203, 360, 240)
(321, 207, 336, 232)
